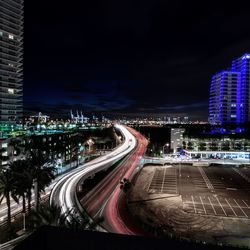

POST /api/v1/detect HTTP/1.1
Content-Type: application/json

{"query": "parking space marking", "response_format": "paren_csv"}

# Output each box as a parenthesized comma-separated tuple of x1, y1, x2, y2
(208, 196, 217, 215)
(182, 195, 250, 219)
(198, 167, 214, 190)
(200, 196, 207, 214)
(161, 168, 167, 193)
(147, 169, 157, 191)
(215, 196, 227, 216)
(233, 168, 250, 183)
(233, 199, 248, 217)
(178, 164, 181, 177)
(225, 198, 237, 216)
(243, 200, 250, 209)
(147, 167, 177, 194)
(191, 195, 197, 213)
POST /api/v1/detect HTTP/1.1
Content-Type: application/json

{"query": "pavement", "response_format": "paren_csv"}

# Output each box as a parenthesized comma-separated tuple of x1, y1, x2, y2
(128, 163, 250, 247)
(81, 126, 149, 235)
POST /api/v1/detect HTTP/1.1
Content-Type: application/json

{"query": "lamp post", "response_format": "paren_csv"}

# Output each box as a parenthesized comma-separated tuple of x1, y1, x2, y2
(87, 139, 94, 152)
(34, 178, 38, 211)
(162, 143, 170, 157)
(22, 212, 26, 231)
(77, 143, 81, 167)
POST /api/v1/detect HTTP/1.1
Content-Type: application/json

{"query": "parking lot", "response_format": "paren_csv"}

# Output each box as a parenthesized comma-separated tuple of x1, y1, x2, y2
(183, 195, 250, 218)
(146, 164, 250, 219)
(147, 166, 177, 194)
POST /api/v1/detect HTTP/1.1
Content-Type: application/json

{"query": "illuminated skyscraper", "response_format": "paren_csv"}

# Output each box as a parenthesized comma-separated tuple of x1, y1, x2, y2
(231, 54, 250, 124)
(209, 71, 240, 124)
(209, 54, 250, 125)
(0, 0, 23, 123)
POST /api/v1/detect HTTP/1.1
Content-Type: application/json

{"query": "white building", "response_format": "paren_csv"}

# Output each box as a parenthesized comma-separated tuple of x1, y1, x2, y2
(170, 128, 185, 153)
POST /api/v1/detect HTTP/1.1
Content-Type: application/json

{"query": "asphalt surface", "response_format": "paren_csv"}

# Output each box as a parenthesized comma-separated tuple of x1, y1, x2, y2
(49, 125, 137, 222)
(81, 126, 148, 235)
(147, 164, 250, 219)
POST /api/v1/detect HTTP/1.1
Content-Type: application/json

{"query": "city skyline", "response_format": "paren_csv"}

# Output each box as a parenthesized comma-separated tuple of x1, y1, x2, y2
(3, 1, 250, 248)
(23, 1, 250, 120)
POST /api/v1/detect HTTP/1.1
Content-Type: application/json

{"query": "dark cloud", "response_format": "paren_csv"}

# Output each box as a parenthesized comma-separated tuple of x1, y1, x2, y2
(24, 0, 250, 119)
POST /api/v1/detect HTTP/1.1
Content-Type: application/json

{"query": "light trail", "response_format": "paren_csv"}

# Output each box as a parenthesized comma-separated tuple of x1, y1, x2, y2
(50, 124, 137, 222)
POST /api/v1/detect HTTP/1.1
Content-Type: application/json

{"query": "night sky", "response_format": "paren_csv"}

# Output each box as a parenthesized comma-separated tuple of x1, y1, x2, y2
(24, 0, 250, 119)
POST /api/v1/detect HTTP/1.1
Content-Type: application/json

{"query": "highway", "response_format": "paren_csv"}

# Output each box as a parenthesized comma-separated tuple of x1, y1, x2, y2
(49, 124, 137, 223)
(0, 124, 135, 227)
(81, 127, 148, 235)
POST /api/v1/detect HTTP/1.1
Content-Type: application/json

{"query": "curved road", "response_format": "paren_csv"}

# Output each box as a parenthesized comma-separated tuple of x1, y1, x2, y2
(81, 126, 148, 235)
(49, 124, 137, 221)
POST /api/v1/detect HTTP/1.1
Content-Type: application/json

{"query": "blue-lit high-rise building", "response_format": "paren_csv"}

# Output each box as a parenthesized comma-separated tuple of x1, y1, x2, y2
(209, 54, 250, 125)
(231, 54, 250, 124)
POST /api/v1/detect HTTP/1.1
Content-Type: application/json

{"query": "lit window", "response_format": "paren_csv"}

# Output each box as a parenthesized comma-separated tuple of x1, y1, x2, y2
(231, 115, 236, 118)
(242, 55, 250, 59)
(2, 151, 8, 156)
(8, 34, 14, 40)
(8, 88, 14, 94)
(231, 103, 236, 107)
(0, 31, 3, 36)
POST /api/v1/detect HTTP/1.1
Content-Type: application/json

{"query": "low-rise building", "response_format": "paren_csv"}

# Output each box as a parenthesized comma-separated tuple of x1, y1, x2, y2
(170, 128, 185, 153)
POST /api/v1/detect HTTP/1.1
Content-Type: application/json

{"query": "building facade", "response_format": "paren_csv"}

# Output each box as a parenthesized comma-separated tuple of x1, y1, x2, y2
(170, 128, 185, 153)
(209, 71, 240, 124)
(232, 54, 250, 124)
(0, 0, 23, 123)
(209, 54, 250, 125)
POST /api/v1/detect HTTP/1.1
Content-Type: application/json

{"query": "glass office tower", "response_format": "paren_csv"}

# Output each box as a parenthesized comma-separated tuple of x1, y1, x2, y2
(209, 54, 250, 125)
(232, 54, 250, 124)
(209, 71, 240, 125)
(0, 0, 23, 123)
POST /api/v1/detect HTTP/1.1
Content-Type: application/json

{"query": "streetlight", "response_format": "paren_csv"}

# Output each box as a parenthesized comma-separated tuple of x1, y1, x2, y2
(86, 139, 94, 151)
(162, 143, 170, 157)
(22, 212, 26, 231)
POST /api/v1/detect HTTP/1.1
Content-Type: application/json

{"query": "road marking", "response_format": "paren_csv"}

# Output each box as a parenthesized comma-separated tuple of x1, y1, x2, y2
(243, 200, 250, 209)
(179, 164, 181, 177)
(191, 195, 197, 213)
(147, 170, 157, 192)
(197, 167, 214, 190)
(208, 196, 217, 215)
(200, 196, 207, 214)
(225, 198, 237, 216)
(233, 168, 250, 183)
(234, 199, 248, 217)
(216, 197, 227, 216)
(174, 167, 177, 193)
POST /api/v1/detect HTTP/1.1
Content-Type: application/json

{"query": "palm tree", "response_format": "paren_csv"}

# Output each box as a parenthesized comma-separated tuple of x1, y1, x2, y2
(25, 164, 34, 213)
(0, 166, 19, 227)
(9, 160, 31, 213)
(29, 203, 103, 230)
(29, 203, 68, 228)
(28, 151, 55, 210)
(8, 137, 23, 157)
(187, 141, 193, 150)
